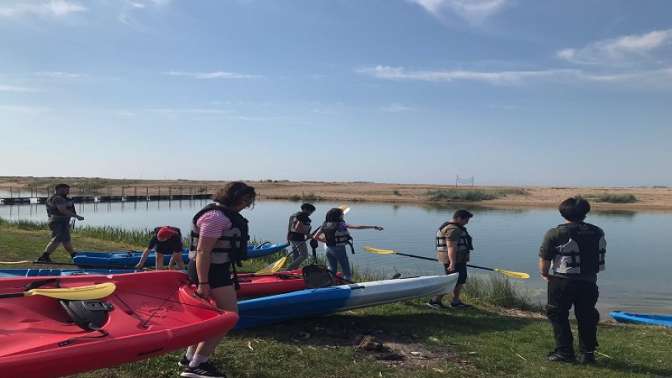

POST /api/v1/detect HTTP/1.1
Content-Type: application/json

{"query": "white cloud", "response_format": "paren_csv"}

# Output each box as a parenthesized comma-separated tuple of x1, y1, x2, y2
(380, 104, 415, 113)
(557, 29, 672, 65)
(148, 107, 233, 115)
(409, 0, 509, 25)
(119, 0, 172, 25)
(0, 84, 40, 93)
(34, 71, 83, 79)
(0, 105, 50, 114)
(0, 1, 86, 18)
(357, 65, 577, 85)
(164, 71, 261, 80)
(357, 65, 672, 89)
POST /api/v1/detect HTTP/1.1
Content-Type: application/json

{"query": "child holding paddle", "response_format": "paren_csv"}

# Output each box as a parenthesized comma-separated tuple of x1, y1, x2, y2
(314, 207, 383, 281)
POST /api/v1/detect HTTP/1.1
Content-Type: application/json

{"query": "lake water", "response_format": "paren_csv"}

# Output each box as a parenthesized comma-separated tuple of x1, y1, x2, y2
(1, 199, 670, 316)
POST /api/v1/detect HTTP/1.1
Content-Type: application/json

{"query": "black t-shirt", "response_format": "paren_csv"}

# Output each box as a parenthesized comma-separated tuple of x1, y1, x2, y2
(147, 234, 183, 254)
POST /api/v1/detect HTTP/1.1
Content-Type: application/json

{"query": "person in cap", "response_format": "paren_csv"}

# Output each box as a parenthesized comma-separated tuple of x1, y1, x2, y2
(428, 209, 474, 309)
(540, 197, 606, 364)
(285, 203, 316, 270)
(135, 226, 185, 270)
(36, 183, 84, 263)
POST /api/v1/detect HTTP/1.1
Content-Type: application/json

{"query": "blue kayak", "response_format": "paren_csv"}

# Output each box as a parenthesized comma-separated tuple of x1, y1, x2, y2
(71, 242, 288, 268)
(610, 311, 672, 328)
(0, 268, 136, 278)
(235, 275, 457, 329)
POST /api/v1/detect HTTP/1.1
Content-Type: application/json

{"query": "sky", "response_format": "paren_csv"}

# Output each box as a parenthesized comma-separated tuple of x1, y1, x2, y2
(0, 0, 670, 186)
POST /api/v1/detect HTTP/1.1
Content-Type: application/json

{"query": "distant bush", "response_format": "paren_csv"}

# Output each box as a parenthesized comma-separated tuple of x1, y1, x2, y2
(589, 193, 638, 204)
(392, 190, 401, 196)
(427, 188, 528, 202)
(288, 192, 322, 202)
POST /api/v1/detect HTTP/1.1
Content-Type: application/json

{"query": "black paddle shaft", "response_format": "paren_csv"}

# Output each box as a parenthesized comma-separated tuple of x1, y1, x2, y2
(0, 292, 26, 299)
(394, 252, 495, 272)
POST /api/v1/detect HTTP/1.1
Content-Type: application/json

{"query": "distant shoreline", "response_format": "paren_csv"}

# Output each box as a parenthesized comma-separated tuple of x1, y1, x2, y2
(1, 177, 670, 211)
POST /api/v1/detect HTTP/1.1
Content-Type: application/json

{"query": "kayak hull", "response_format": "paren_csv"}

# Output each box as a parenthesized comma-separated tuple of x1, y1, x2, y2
(610, 311, 672, 328)
(0, 271, 238, 378)
(71, 243, 288, 268)
(236, 274, 457, 329)
(0, 268, 307, 299)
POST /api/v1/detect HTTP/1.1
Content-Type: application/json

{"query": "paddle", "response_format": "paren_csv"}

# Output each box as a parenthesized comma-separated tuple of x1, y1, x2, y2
(363, 246, 530, 280)
(256, 205, 351, 274)
(0, 282, 116, 300)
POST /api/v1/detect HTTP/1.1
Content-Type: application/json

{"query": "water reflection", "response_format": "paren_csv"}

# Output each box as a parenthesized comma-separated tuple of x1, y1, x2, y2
(0, 200, 670, 315)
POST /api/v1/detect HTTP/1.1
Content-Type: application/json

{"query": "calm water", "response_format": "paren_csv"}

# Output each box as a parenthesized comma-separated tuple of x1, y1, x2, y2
(1, 200, 670, 315)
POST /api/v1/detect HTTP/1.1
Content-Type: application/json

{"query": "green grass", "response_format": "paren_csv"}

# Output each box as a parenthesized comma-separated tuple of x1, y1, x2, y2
(463, 275, 543, 312)
(426, 188, 527, 202)
(1, 223, 671, 377)
(586, 193, 638, 204)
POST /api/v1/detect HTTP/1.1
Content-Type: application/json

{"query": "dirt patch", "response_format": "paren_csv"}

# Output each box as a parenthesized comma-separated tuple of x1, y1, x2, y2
(354, 335, 461, 370)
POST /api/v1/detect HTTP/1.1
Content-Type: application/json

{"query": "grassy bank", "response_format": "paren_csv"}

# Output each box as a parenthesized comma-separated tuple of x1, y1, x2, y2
(1, 223, 671, 377)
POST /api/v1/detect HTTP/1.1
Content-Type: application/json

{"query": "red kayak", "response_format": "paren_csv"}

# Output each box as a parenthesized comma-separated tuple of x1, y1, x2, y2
(236, 269, 306, 298)
(0, 271, 238, 378)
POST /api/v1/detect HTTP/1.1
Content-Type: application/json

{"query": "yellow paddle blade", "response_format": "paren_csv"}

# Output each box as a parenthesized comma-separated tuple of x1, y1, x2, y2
(363, 246, 396, 255)
(256, 256, 288, 275)
(338, 205, 351, 214)
(0, 260, 33, 265)
(494, 269, 530, 280)
(26, 282, 117, 300)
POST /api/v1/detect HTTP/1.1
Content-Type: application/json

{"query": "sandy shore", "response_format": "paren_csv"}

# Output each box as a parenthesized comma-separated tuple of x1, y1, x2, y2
(1, 177, 670, 211)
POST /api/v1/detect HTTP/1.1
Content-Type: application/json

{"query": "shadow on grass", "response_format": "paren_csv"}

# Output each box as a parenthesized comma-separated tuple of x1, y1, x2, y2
(234, 305, 535, 347)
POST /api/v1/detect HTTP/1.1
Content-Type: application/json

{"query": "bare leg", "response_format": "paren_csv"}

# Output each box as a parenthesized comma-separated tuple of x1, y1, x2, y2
(62, 241, 76, 255)
(43, 239, 61, 255)
(453, 283, 463, 302)
(193, 286, 238, 357)
(155, 253, 165, 270)
(172, 252, 185, 270)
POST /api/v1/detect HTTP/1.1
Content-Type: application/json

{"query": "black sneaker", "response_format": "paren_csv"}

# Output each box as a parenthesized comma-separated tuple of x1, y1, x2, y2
(450, 301, 472, 308)
(426, 301, 450, 310)
(180, 362, 227, 378)
(578, 352, 596, 364)
(547, 351, 576, 363)
(35, 254, 52, 264)
(178, 355, 190, 367)
(69, 252, 78, 259)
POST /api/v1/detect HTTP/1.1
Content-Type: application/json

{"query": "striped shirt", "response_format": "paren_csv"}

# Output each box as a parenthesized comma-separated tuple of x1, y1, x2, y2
(196, 210, 232, 238)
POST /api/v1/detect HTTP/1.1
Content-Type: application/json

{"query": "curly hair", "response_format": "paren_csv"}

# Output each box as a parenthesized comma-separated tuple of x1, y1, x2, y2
(213, 181, 256, 208)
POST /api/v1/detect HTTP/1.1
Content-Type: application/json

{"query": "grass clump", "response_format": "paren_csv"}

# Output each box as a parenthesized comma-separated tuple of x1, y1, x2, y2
(464, 275, 542, 312)
(288, 192, 322, 202)
(590, 193, 638, 203)
(427, 188, 528, 202)
(427, 189, 499, 202)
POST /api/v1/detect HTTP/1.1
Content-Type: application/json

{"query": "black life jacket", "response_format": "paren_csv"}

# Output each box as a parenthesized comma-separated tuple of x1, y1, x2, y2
(436, 222, 473, 253)
(322, 221, 352, 247)
(189, 203, 249, 266)
(552, 222, 606, 276)
(46, 194, 75, 218)
(287, 211, 312, 241)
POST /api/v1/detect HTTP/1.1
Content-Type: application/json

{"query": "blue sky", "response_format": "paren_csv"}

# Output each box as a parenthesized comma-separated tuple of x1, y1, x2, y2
(0, 0, 670, 186)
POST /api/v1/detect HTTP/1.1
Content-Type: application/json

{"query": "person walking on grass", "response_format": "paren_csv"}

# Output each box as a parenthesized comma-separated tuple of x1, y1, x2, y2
(180, 182, 256, 378)
(540, 197, 606, 364)
(428, 209, 474, 309)
(314, 207, 383, 281)
(135, 226, 185, 270)
(285, 203, 316, 270)
(36, 183, 84, 263)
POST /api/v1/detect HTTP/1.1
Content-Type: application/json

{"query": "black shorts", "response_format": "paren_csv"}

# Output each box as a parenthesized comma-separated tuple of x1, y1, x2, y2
(187, 260, 233, 289)
(444, 262, 468, 285)
(48, 221, 71, 243)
